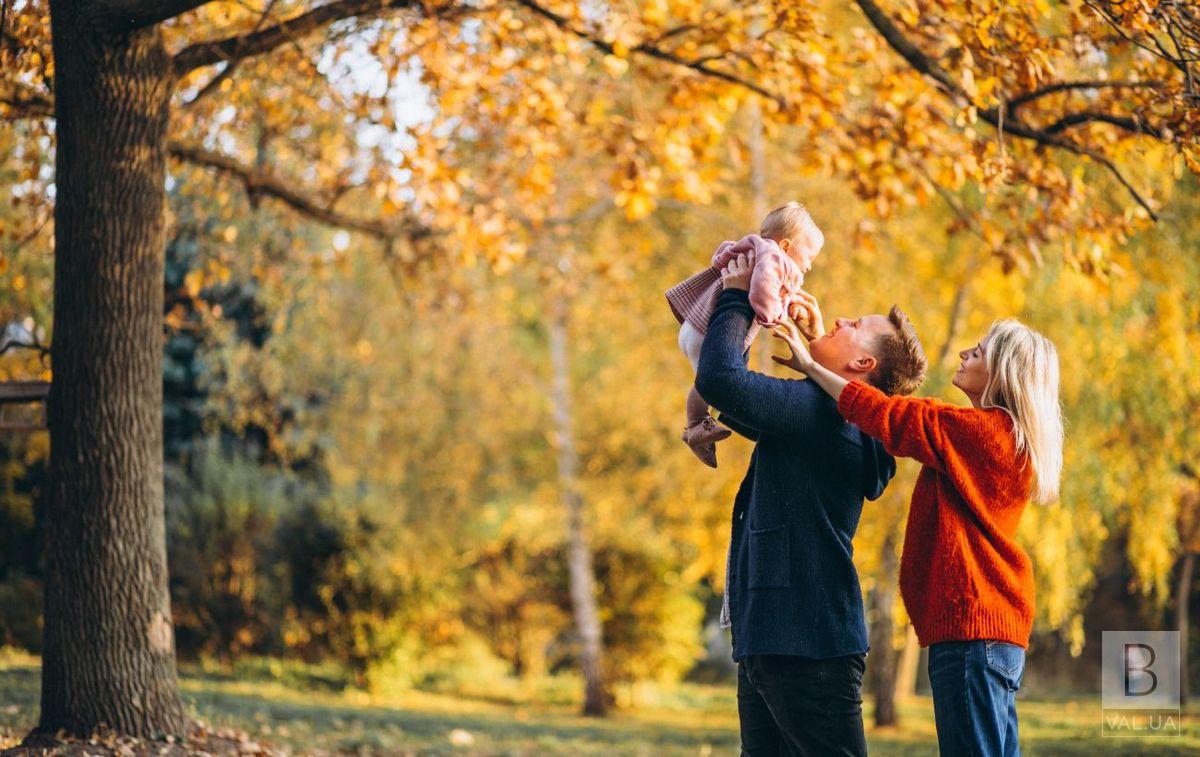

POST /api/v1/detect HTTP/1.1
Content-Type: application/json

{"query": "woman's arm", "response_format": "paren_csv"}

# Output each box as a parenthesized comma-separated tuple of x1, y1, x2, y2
(836, 382, 951, 472)
(771, 322, 952, 472)
(771, 322, 850, 400)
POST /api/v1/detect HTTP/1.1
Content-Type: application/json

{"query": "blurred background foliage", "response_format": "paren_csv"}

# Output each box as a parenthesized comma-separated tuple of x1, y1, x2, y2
(2, 0, 1199, 710)
(5, 163, 1199, 699)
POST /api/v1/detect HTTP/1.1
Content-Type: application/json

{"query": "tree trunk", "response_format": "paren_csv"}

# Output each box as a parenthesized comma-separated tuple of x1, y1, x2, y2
(36, 3, 188, 739)
(746, 86, 771, 371)
(869, 530, 900, 727)
(894, 623, 921, 704)
(547, 296, 608, 716)
(1178, 551, 1194, 706)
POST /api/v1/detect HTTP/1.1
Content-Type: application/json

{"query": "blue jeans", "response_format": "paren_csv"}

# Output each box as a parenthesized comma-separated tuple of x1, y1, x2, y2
(928, 640, 1025, 756)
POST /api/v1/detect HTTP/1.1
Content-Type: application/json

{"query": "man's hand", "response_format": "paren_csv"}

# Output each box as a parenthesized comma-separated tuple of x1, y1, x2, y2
(787, 290, 825, 341)
(771, 321, 816, 375)
(720, 251, 755, 291)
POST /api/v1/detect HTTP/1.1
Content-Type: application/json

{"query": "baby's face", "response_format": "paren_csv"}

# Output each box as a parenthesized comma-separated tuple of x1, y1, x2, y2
(782, 234, 822, 275)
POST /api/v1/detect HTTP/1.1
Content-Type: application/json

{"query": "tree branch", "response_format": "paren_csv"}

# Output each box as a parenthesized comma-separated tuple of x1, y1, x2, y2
(852, 0, 1159, 220)
(1083, 0, 1199, 96)
(173, 0, 418, 75)
(0, 340, 50, 360)
(101, 0, 217, 30)
(168, 139, 434, 242)
(5, 211, 51, 258)
(1044, 110, 1165, 139)
(0, 319, 50, 361)
(1008, 79, 1166, 113)
(1183, 462, 1200, 482)
(0, 79, 53, 119)
(181, 0, 281, 108)
(852, 0, 960, 97)
(510, 0, 788, 109)
(182, 61, 238, 107)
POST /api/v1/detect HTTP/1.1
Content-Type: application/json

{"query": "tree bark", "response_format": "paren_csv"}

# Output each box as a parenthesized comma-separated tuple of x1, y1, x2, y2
(547, 293, 608, 716)
(894, 623, 921, 704)
(747, 92, 773, 371)
(869, 530, 900, 727)
(35, 1, 188, 739)
(1178, 551, 1194, 705)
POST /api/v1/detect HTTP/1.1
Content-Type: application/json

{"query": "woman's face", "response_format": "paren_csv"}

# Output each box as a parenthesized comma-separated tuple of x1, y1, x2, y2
(953, 335, 991, 401)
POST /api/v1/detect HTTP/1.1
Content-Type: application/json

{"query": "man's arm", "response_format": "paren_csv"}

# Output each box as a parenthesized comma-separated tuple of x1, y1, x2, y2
(718, 412, 760, 442)
(718, 329, 761, 442)
(695, 288, 836, 436)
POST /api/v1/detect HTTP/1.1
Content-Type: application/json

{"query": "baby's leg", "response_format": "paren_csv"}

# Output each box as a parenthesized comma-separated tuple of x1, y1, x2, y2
(678, 322, 710, 426)
(678, 322, 730, 467)
(686, 385, 710, 428)
(678, 321, 705, 370)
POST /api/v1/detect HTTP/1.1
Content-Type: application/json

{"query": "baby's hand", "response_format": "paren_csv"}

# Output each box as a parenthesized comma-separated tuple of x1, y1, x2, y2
(788, 290, 825, 341)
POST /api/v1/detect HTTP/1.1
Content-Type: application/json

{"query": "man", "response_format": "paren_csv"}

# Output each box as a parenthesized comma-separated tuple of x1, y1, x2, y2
(695, 252, 927, 755)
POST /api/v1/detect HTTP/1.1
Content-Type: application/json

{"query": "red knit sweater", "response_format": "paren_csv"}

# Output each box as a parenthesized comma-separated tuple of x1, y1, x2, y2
(838, 380, 1036, 648)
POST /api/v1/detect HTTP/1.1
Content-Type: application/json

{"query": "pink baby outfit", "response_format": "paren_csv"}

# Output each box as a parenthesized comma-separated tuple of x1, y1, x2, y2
(667, 234, 806, 470)
(665, 234, 804, 335)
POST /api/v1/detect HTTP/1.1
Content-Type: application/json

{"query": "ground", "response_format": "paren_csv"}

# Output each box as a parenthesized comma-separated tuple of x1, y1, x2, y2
(1, 650, 1197, 755)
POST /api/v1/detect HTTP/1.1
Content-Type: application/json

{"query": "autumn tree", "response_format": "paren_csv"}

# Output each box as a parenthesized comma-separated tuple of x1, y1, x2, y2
(2, 0, 1200, 740)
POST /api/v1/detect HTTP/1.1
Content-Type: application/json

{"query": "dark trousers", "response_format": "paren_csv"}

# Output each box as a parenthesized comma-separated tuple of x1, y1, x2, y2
(737, 653, 868, 756)
(928, 640, 1025, 756)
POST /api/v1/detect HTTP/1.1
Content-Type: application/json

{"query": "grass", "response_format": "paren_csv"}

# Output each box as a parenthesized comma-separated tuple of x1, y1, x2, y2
(2, 649, 1199, 755)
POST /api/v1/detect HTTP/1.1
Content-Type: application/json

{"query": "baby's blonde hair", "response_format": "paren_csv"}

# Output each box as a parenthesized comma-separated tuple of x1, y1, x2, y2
(981, 319, 1064, 505)
(761, 201, 823, 251)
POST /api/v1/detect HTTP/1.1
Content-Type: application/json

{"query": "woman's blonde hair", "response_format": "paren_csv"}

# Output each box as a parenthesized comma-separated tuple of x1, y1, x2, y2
(981, 319, 1064, 504)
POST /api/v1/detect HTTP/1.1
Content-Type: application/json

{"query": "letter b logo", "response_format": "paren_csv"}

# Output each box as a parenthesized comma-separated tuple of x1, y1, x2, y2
(1103, 632, 1179, 709)
(1124, 643, 1157, 697)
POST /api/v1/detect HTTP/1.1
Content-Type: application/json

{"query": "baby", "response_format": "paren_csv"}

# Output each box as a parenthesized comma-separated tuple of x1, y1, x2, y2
(665, 202, 824, 467)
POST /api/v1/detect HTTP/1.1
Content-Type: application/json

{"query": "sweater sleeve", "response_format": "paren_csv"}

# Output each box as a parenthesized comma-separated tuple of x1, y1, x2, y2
(718, 412, 760, 442)
(710, 240, 737, 268)
(837, 380, 953, 473)
(696, 288, 836, 436)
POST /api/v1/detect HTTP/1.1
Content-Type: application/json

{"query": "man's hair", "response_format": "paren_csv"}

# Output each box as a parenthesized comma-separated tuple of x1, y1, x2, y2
(760, 201, 823, 250)
(869, 306, 928, 396)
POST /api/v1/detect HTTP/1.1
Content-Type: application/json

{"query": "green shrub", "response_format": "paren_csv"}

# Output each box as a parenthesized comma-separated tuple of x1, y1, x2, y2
(166, 445, 291, 659)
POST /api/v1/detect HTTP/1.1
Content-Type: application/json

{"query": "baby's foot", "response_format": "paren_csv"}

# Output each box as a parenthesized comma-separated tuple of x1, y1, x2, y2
(682, 417, 732, 468)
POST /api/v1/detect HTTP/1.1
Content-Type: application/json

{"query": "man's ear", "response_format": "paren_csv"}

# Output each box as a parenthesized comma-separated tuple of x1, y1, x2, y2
(850, 354, 877, 374)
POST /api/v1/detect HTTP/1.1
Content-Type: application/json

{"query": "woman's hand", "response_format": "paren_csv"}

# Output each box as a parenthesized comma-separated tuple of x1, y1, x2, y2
(788, 290, 825, 342)
(771, 320, 816, 375)
(720, 251, 755, 291)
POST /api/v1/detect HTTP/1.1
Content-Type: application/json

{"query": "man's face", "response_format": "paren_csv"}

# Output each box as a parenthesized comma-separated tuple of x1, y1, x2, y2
(809, 314, 893, 376)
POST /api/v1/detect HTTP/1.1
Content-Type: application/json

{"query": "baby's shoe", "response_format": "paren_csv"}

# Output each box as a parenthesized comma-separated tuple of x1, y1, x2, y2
(682, 416, 732, 468)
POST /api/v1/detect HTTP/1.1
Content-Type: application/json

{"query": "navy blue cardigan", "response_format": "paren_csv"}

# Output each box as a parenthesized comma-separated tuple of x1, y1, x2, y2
(696, 288, 896, 660)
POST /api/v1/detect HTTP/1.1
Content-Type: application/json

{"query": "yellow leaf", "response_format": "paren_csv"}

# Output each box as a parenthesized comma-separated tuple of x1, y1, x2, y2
(603, 55, 628, 78)
(961, 67, 977, 98)
(184, 270, 204, 297)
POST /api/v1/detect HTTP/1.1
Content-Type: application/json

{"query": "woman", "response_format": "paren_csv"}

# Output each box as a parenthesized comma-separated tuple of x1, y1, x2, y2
(768, 267, 1063, 756)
